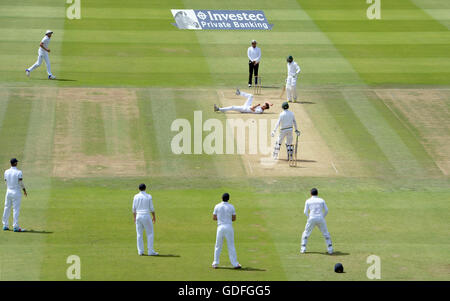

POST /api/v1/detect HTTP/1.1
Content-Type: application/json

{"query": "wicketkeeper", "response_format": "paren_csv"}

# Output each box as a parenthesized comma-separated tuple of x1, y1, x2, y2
(272, 102, 300, 160)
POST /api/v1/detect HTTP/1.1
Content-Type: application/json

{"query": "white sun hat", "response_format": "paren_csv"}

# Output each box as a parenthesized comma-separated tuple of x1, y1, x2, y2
(45, 30, 53, 35)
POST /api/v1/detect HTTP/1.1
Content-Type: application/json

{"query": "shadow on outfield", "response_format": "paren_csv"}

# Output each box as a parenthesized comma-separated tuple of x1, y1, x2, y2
(215, 267, 266, 272)
(36, 78, 77, 82)
(306, 251, 350, 256)
(296, 101, 315, 104)
(22, 229, 53, 234)
(142, 254, 180, 258)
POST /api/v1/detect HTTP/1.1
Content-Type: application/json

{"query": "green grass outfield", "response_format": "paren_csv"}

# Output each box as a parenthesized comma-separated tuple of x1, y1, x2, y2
(0, 0, 449, 280)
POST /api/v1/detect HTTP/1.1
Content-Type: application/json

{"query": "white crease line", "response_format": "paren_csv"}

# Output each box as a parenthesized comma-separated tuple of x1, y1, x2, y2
(331, 161, 339, 174)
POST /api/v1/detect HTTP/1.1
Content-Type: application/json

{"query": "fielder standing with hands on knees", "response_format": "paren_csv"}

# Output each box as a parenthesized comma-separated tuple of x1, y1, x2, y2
(301, 188, 334, 255)
(247, 40, 261, 87)
(132, 183, 158, 256)
(2, 158, 28, 232)
(212, 193, 241, 269)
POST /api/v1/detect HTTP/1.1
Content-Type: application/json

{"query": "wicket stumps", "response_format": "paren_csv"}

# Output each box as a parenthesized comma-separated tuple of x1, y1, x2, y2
(254, 76, 262, 95)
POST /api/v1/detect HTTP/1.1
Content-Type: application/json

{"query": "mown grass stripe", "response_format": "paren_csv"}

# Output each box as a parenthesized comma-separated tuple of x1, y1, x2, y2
(342, 90, 425, 177)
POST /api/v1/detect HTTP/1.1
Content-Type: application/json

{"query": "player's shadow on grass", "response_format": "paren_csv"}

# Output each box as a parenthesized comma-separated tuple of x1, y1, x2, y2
(215, 266, 266, 272)
(296, 101, 315, 104)
(299, 159, 317, 163)
(306, 251, 350, 256)
(22, 229, 53, 234)
(36, 78, 77, 82)
(142, 254, 180, 258)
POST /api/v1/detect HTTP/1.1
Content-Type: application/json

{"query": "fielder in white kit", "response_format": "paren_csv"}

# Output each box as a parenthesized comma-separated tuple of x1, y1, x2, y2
(132, 183, 158, 256)
(26, 30, 56, 79)
(214, 88, 272, 114)
(212, 193, 241, 269)
(301, 188, 334, 254)
(286, 55, 301, 102)
(2, 158, 28, 232)
(272, 101, 300, 160)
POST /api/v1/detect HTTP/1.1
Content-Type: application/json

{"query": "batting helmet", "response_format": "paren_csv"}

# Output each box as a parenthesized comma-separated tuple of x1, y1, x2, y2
(282, 102, 289, 110)
(334, 263, 344, 273)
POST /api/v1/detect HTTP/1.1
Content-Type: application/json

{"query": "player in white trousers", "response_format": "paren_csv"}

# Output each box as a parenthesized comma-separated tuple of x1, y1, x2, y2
(286, 55, 301, 102)
(301, 188, 334, 254)
(272, 102, 300, 160)
(212, 193, 241, 269)
(214, 88, 272, 114)
(2, 158, 28, 232)
(26, 30, 56, 79)
(132, 183, 158, 256)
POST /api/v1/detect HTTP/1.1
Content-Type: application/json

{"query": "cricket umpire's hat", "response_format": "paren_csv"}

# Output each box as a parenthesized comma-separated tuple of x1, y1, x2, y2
(45, 30, 53, 35)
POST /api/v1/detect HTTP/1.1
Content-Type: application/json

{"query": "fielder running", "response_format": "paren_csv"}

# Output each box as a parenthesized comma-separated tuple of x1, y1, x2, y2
(25, 30, 56, 79)
(214, 89, 272, 114)
(212, 193, 241, 269)
(272, 102, 300, 160)
(286, 55, 301, 102)
(2, 158, 28, 232)
(132, 183, 158, 256)
(301, 188, 334, 254)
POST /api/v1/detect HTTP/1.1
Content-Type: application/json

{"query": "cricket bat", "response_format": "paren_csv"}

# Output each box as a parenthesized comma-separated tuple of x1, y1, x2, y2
(279, 85, 285, 99)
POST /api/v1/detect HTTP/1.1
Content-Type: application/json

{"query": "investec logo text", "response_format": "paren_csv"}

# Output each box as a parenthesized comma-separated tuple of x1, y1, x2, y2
(171, 9, 273, 30)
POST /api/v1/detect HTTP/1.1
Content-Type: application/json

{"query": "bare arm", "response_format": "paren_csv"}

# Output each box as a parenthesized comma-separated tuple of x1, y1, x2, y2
(213, 214, 217, 221)
(133, 212, 136, 223)
(151, 212, 156, 223)
(232, 215, 236, 222)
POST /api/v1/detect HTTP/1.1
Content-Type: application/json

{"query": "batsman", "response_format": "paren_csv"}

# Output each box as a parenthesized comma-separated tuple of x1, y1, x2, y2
(272, 102, 300, 161)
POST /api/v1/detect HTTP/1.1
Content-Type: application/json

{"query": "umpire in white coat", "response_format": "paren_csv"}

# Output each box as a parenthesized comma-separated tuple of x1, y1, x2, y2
(132, 183, 158, 256)
(301, 188, 333, 254)
(212, 193, 241, 269)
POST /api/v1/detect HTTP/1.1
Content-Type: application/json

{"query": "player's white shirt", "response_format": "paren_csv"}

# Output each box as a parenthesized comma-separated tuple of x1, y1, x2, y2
(38, 35, 50, 54)
(213, 202, 236, 226)
(287, 61, 301, 77)
(247, 46, 261, 63)
(132, 191, 154, 214)
(274, 110, 298, 131)
(4, 167, 23, 191)
(304, 196, 328, 219)
(251, 106, 263, 114)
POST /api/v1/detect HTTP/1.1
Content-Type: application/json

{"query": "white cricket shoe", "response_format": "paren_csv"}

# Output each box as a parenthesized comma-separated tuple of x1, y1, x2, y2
(327, 248, 334, 255)
(25, 69, 30, 77)
(148, 251, 159, 256)
(48, 75, 56, 80)
(300, 247, 306, 254)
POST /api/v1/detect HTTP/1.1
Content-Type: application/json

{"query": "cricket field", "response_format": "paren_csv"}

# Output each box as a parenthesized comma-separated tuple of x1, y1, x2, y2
(0, 0, 449, 281)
